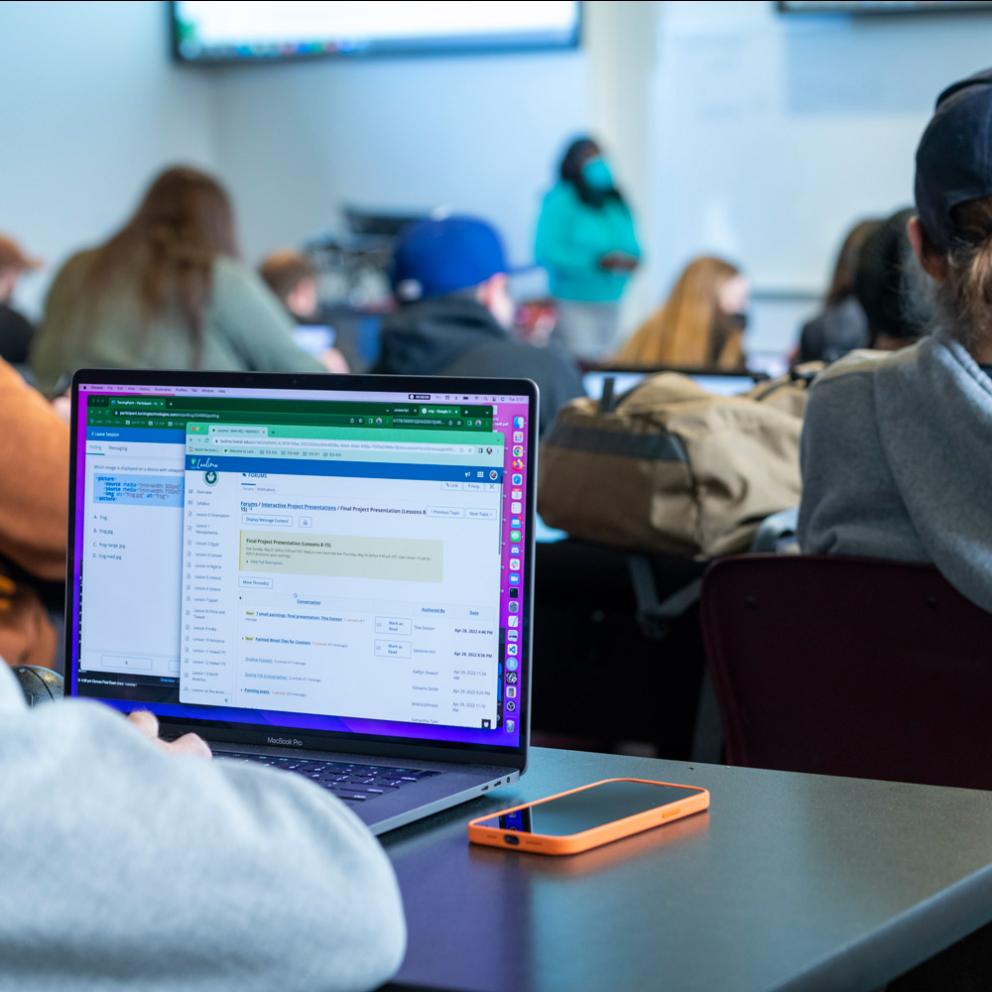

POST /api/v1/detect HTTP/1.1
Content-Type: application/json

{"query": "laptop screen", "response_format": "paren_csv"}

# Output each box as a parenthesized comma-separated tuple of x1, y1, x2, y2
(582, 370, 756, 400)
(68, 375, 534, 752)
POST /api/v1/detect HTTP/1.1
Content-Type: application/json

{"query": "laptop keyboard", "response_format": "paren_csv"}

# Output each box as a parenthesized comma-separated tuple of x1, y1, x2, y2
(218, 752, 440, 803)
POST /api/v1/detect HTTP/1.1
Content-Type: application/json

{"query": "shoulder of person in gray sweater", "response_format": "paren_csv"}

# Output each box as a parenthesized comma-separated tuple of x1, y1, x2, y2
(0, 662, 405, 992)
(798, 346, 920, 561)
(799, 333, 992, 613)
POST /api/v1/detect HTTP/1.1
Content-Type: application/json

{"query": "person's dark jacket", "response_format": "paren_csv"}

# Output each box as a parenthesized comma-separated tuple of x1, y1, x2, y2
(0, 303, 35, 366)
(374, 297, 583, 432)
(798, 297, 868, 365)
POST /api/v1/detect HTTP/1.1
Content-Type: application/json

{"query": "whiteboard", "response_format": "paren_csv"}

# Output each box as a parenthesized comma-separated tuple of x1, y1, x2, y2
(649, 2, 992, 295)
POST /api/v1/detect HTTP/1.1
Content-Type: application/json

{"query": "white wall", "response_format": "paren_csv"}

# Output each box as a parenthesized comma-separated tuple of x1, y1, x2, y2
(650, 0, 992, 352)
(584, 1, 662, 332)
(0, 0, 217, 315)
(209, 47, 588, 277)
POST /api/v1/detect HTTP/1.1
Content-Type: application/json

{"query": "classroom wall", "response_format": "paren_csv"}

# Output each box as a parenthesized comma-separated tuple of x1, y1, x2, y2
(650, 0, 992, 352)
(1, 1, 218, 316)
(208, 45, 588, 279)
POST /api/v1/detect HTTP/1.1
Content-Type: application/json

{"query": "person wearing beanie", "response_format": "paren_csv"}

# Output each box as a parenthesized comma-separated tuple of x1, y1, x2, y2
(374, 215, 583, 433)
(799, 67, 992, 615)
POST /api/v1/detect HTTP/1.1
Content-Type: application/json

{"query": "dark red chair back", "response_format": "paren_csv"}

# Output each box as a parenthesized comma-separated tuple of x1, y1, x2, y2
(702, 555, 992, 790)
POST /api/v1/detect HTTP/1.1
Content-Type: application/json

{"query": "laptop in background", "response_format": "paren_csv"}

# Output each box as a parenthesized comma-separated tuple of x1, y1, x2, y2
(292, 324, 336, 356)
(67, 370, 537, 833)
(582, 366, 759, 402)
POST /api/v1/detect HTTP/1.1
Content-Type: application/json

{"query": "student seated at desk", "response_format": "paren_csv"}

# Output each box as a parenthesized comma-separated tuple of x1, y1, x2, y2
(374, 216, 583, 433)
(799, 68, 992, 613)
(853, 208, 927, 353)
(797, 218, 879, 365)
(30, 167, 331, 394)
(614, 256, 750, 370)
(0, 664, 405, 992)
(260, 248, 321, 324)
(258, 248, 349, 373)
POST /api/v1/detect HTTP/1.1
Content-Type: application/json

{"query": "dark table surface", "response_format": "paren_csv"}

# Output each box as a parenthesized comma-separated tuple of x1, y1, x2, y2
(381, 747, 992, 992)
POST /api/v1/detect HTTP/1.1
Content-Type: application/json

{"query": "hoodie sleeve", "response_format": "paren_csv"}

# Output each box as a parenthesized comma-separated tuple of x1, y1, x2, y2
(0, 667, 405, 992)
(870, 337, 992, 614)
(798, 355, 928, 563)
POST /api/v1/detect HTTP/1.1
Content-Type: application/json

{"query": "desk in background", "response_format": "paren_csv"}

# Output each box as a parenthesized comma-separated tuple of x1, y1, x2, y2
(382, 747, 992, 992)
(531, 539, 706, 757)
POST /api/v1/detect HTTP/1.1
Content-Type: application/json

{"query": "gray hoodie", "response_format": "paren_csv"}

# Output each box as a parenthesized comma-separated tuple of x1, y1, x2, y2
(0, 662, 405, 992)
(799, 331, 992, 612)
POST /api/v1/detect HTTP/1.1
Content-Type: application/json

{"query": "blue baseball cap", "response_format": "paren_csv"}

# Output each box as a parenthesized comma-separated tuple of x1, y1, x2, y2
(915, 67, 992, 250)
(391, 215, 513, 302)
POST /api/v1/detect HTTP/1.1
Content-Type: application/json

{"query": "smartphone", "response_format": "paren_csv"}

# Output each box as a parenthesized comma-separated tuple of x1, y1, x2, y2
(467, 778, 709, 856)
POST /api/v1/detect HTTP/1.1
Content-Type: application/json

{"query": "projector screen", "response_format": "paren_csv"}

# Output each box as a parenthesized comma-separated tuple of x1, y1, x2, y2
(171, 1, 582, 63)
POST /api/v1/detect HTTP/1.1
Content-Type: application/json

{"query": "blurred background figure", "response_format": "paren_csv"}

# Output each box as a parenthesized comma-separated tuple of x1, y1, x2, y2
(855, 208, 928, 352)
(30, 166, 332, 394)
(797, 218, 880, 365)
(259, 248, 349, 372)
(0, 235, 42, 367)
(259, 248, 320, 322)
(535, 135, 641, 362)
(375, 215, 582, 433)
(614, 256, 749, 370)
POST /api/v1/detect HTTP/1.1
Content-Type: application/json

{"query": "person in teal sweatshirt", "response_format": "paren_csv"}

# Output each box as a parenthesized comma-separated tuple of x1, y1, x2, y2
(534, 136, 642, 360)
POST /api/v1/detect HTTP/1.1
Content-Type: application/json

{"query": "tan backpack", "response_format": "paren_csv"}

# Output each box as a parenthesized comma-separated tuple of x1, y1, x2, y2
(538, 371, 815, 560)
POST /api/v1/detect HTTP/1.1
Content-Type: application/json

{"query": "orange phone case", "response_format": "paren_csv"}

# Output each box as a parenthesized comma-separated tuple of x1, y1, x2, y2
(467, 777, 710, 856)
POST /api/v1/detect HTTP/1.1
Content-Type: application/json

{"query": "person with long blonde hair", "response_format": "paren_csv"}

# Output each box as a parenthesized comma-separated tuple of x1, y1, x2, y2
(614, 256, 750, 369)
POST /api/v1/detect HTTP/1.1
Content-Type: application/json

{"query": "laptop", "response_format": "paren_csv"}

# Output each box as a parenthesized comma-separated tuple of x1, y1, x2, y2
(66, 370, 536, 834)
(291, 323, 337, 357)
(582, 367, 758, 401)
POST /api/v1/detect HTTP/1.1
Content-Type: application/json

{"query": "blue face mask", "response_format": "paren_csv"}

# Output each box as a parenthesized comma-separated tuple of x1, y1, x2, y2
(581, 157, 614, 191)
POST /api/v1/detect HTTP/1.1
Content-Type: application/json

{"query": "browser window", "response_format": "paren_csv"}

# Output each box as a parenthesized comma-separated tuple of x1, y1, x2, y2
(180, 422, 504, 727)
(72, 385, 531, 749)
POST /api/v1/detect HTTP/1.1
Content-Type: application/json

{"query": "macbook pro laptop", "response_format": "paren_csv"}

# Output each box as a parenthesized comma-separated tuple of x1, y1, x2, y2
(66, 370, 536, 834)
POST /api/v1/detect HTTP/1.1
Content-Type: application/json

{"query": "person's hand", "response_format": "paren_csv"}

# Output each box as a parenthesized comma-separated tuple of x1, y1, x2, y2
(318, 348, 350, 374)
(127, 710, 212, 759)
(598, 252, 639, 273)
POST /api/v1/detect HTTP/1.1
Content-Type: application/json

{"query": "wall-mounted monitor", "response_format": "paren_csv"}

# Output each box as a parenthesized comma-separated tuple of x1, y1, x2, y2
(778, 1, 992, 13)
(171, 1, 582, 64)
